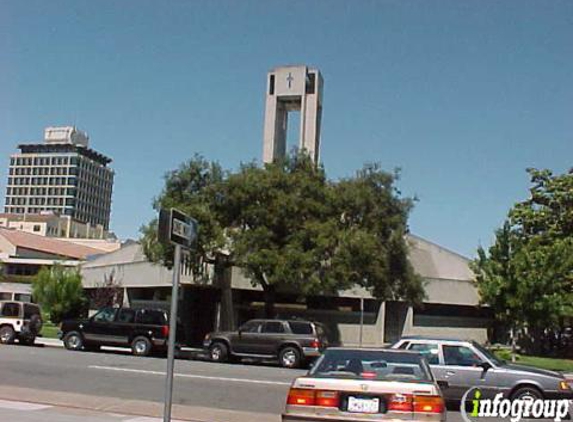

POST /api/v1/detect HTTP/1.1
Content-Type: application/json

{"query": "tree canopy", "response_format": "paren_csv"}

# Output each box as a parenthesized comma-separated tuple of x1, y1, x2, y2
(141, 152, 424, 315)
(32, 265, 86, 323)
(472, 168, 573, 353)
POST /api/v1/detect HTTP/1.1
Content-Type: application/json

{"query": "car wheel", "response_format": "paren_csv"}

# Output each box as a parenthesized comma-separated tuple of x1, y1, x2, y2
(29, 314, 43, 335)
(131, 336, 152, 357)
(19, 336, 36, 346)
(209, 342, 229, 363)
(63, 331, 84, 351)
(0, 326, 16, 344)
(511, 386, 543, 401)
(279, 346, 301, 369)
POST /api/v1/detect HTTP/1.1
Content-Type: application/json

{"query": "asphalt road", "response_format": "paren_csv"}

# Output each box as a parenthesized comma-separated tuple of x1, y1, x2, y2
(0, 344, 300, 415)
(0, 344, 553, 422)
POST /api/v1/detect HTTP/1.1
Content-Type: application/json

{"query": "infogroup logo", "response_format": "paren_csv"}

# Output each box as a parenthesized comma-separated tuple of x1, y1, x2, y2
(460, 387, 571, 422)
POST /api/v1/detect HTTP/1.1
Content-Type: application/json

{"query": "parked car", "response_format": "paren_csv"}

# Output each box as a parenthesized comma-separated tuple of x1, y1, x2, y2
(282, 347, 446, 422)
(0, 301, 43, 346)
(391, 336, 573, 402)
(203, 319, 329, 368)
(59, 306, 170, 356)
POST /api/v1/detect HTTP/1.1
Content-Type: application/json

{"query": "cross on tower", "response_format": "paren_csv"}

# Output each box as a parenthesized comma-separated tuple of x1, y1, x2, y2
(286, 73, 294, 89)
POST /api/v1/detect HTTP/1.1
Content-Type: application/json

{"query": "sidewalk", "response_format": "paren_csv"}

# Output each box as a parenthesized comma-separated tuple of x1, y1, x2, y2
(0, 399, 188, 422)
(0, 386, 279, 422)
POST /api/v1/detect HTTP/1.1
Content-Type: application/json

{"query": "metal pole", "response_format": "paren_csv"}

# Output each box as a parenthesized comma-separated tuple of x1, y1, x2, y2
(359, 297, 364, 347)
(163, 244, 181, 422)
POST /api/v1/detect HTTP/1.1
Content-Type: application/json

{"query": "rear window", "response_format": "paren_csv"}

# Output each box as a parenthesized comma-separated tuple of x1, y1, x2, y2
(1, 302, 20, 317)
(310, 349, 431, 382)
(288, 321, 313, 335)
(136, 309, 167, 325)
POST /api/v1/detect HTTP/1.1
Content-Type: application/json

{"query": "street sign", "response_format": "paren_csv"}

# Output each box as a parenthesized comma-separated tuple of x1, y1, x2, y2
(158, 208, 197, 249)
(158, 208, 197, 422)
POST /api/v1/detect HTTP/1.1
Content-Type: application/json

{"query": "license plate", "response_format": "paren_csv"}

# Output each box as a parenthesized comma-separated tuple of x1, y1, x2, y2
(347, 396, 380, 413)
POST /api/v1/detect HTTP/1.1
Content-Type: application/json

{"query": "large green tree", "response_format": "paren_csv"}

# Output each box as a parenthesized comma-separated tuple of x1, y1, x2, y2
(32, 265, 87, 323)
(141, 152, 424, 316)
(473, 169, 573, 354)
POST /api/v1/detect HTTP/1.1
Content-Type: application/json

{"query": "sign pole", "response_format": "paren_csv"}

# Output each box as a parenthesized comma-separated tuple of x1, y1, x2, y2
(359, 296, 364, 347)
(163, 244, 181, 422)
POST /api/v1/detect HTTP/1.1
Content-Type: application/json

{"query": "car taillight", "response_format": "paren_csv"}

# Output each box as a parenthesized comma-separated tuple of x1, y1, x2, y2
(287, 388, 315, 406)
(413, 395, 444, 413)
(388, 394, 413, 412)
(316, 391, 339, 407)
(287, 389, 339, 407)
(310, 339, 321, 348)
(161, 325, 169, 338)
(388, 394, 444, 414)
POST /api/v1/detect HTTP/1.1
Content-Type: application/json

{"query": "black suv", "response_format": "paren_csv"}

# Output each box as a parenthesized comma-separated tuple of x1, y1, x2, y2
(59, 307, 169, 356)
(203, 319, 328, 368)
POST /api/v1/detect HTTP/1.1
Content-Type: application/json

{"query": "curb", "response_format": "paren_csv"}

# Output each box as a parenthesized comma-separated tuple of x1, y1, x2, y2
(0, 385, 279, 422)
(35, 337, 209, 360)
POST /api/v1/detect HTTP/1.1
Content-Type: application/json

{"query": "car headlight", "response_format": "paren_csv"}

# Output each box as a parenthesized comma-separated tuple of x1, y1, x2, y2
(558, 381, 572, 391)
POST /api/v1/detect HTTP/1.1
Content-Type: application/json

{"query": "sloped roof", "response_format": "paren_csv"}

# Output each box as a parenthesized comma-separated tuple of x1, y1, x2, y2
(82, 241, 147, 268)
(0, 227, 102, 260)
(406, 234, 474, 281)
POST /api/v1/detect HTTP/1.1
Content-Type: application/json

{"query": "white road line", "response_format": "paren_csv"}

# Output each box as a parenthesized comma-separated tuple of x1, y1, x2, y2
(124, 418, 186, 422)
(0, 399, 52, 411)
(89, 365, 291, 386)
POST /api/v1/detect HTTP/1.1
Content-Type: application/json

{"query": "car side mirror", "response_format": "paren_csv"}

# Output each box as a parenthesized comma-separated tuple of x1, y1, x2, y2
(437, 380, 449, 389)
(479, 361, 492, 376)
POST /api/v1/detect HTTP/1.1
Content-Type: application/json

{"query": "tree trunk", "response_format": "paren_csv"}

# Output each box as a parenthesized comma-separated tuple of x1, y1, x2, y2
(214, 254, 235, 331)
(263, 284, 276, 319)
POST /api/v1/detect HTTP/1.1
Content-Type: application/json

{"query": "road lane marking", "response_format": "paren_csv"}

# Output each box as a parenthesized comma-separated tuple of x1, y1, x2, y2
(124, 418, 186, 422)
(89, 365, 291, 386)
(0, 399, 52, 411)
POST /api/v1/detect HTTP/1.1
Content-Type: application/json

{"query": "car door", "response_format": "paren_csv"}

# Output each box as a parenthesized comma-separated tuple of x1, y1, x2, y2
(405, 342, 453, 398)
(260, 321, 287, 355)
(83, 307, 119, 345)
(437, 344, 497, 401)
(115, 308, 137, 346)
(233, 320, 264, 354)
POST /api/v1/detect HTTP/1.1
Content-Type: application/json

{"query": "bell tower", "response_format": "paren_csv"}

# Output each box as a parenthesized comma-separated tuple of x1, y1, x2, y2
(263, 65, 324, 163)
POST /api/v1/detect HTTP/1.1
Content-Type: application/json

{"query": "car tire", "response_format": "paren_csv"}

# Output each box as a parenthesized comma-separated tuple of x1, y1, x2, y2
(131, 336, 152, 357)
(84, 344, 101, 352)
(209, 342, 229, 363)
(29, 314, 43, 335)
(19, 336, 36, 346)
(63, 331, 84, 351)
(0, 326, 16, 345)
(279, 346, 302, 369)
(510, 386, 543, 401)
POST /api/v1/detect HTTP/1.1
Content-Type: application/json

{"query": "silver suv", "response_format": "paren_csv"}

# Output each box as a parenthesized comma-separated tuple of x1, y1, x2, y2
(0, 301, 43, 346)
(391, 336, 573, 402)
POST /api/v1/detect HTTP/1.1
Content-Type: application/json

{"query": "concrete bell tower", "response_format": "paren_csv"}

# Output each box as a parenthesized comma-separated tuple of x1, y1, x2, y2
(263, 65, 324, 164)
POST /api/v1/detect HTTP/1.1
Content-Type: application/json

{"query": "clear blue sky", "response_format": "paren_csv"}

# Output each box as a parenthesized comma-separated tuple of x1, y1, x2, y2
(1, 1, 572, 258)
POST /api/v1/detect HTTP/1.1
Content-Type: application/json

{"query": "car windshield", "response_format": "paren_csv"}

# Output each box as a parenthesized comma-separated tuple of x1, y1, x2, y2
(472, 342, 505, 366)
(309, 349, 432, 382)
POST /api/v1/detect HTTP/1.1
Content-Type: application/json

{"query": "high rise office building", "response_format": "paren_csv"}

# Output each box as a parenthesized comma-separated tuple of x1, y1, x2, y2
(4, 126, 114, 229)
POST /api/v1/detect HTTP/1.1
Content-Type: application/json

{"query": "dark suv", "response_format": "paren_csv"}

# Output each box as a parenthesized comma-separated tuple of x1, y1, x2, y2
(59, 307, 169, 356)
(203, 319, 328, 368)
